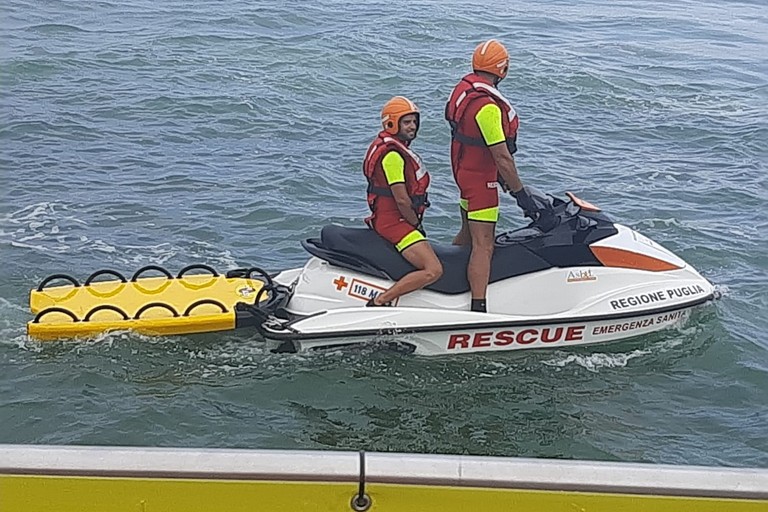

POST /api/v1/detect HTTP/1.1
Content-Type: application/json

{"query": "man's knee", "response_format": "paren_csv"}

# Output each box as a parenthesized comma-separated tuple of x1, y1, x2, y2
(424, 261, 443, 283)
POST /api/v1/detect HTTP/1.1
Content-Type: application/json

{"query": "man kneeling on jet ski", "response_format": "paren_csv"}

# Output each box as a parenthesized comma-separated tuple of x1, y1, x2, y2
(362, 96, 443, 306)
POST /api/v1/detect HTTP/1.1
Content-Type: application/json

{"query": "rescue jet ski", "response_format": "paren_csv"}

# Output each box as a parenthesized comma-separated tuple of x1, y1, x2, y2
(27, 189, 716, 355)
(249, 189, 716, 355)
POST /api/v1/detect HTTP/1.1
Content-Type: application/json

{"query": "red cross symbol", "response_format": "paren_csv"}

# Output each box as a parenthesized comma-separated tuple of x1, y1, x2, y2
(333, 276, 349, 291)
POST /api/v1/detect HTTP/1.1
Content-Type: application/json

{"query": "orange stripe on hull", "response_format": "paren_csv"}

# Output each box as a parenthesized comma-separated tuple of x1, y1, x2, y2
(591, 246, 682, 272)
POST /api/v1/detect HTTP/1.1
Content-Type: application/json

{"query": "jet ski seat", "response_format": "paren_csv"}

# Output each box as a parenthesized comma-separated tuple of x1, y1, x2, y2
(301, 225, 553, 294)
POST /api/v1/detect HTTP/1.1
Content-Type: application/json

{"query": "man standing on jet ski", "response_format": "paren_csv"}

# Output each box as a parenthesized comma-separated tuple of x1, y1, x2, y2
(362, 96, 444, 306)
(445, 39, 540, 312)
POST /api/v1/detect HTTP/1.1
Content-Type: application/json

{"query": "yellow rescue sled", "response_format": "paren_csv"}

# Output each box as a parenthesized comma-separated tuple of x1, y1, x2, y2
(27, 265, 285, 340)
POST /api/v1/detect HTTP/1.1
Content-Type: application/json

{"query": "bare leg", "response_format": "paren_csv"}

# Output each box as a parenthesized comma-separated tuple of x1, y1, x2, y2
(374, 241, 443, 305)
(467, 220, 495, 301)
(453, 207, 471, 246)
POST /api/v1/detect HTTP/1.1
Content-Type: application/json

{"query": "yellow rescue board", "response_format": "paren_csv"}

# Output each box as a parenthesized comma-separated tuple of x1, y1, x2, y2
(27, 266, 268, 341)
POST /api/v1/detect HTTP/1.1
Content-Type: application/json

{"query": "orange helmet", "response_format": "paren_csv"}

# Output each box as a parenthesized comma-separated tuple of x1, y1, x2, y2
(381, 96, 419, 135)
(472, 39, 509, 79)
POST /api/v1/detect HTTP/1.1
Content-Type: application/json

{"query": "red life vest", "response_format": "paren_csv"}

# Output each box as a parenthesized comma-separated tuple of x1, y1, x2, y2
(363, 131, 430, 218)
(445, 73, 519, 175)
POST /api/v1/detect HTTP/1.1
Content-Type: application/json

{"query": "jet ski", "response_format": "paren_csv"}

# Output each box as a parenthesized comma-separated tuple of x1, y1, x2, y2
(246, 189, 717, 355)
(27, 189, 716, 355)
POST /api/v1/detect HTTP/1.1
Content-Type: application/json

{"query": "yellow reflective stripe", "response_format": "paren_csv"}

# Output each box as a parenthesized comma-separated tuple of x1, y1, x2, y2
(467, 206, 499, 222)
(459, 198, 469, 211)
(395, 230, 426, 252)
(382, 151, 406, 185)
(475, 103, 505, 146)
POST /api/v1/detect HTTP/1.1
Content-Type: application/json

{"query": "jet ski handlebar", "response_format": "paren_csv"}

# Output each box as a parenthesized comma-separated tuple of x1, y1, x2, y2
(496, 188, 608, 245)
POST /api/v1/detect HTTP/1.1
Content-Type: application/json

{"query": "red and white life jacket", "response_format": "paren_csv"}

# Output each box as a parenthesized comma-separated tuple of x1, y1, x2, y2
(363, 130, 430, 217)
(445, 73, 519, 174)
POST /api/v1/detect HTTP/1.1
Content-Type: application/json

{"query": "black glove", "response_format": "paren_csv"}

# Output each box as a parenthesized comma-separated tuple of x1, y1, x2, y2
(511, 187, 538, 219)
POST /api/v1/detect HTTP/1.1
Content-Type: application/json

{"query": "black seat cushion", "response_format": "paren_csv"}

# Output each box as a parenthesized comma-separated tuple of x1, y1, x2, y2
(304, 225, 552, 295)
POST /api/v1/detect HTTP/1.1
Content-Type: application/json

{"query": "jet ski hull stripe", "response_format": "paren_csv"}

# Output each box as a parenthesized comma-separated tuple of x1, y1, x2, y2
(591, 246, 682, 272)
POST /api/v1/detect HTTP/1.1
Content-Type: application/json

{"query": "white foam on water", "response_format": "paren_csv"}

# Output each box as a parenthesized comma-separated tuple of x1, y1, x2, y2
(2, 202, 237, 272)
(636, 217, 685, 229)
(187, 240, 240, 270)
(7, 334, 43, 354)
(0, 297, 26, 314)
(91, 240, 118, 254)
(1, 202, 90, 254)
(714, 284, 730, 298)
(1, 202, 88, 231)
(542, 348, 652, 373)
(0, 298, 34, 351)
(16, 232, 46, 243)
(113, 243, 177, 266)
(10, 239, 68, 253)
(0, 317, 43, 353)
(194, 340, 277, 378)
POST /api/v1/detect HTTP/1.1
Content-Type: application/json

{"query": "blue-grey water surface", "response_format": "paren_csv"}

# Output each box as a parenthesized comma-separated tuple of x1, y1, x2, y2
(1, 0, 767, 467)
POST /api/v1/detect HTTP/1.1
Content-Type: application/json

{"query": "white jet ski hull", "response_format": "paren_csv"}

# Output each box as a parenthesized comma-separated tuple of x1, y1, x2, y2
(261, 298, 702, 356)
(262, 264, 713, 356)
(250, 191, 717, 356)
